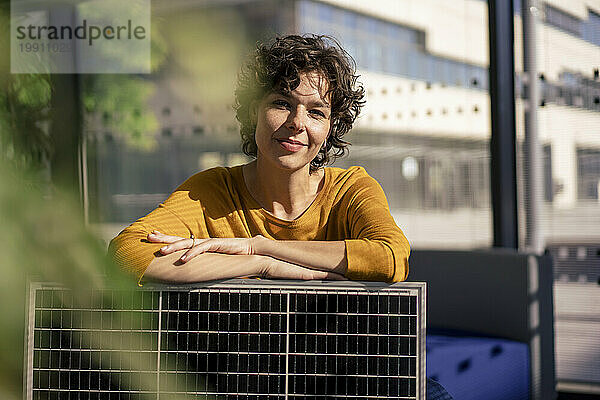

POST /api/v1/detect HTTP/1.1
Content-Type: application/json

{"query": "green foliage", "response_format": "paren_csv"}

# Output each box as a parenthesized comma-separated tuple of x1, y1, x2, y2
(0, 162, 203, 399)
(0, 76, 53, 172)
(12, 74, 52, 106)
(0, 6, 169, 177)
(0, 4, 178, 397)
(82, 74, 159, 151)
(0, 8, 52, 173)
(0, 163, 122, 399)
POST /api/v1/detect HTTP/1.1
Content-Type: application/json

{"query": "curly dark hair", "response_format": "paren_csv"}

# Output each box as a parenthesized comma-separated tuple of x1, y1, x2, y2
(234, 34, 365, 172)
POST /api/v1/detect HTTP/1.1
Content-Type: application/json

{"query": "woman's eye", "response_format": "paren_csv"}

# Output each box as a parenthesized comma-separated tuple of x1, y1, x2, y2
(273, 100, 290, 108)
(310, 109, 326, 118)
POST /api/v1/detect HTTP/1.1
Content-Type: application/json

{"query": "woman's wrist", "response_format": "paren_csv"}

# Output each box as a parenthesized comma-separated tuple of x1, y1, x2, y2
(145, 251, 273, 283)
(250, 234, 271, 256)
(248, 235, 347, 276)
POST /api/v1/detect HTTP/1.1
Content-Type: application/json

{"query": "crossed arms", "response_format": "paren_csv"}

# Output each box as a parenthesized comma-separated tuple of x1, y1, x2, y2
(143, 232, 347, 283)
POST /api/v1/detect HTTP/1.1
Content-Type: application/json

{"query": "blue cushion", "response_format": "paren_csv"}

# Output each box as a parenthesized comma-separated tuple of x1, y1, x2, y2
(427, 330, 530, 400)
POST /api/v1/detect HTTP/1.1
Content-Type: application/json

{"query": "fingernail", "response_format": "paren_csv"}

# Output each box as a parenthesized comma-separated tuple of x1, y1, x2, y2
(161, 246, 167, 251)
(180, 255, 187, 262)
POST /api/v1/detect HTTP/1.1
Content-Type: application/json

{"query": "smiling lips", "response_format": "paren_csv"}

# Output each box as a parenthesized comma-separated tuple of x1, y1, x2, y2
(276, 138, 307, 152)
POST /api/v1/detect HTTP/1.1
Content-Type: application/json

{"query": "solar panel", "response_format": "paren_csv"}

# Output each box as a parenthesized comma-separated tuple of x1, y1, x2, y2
(25, 280, 426, 399)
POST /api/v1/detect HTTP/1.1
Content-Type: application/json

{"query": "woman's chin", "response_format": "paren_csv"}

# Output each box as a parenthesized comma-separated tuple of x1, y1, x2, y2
(262, 155, 310, 173)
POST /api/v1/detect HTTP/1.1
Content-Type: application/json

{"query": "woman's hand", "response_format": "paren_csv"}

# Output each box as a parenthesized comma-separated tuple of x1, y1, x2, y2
(145, 231, 346, 281)
(260, 257, 347, 281)
(147, 231, 264, 263)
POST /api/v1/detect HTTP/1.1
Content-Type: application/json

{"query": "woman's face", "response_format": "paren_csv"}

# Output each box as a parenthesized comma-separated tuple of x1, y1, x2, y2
(253, 71, 331, 173)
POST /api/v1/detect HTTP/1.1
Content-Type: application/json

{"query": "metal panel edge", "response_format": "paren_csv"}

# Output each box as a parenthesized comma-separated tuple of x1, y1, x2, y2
(23, 281, 41, 400)
(144, 278, 426, 293)
(418, 281, 427, 399)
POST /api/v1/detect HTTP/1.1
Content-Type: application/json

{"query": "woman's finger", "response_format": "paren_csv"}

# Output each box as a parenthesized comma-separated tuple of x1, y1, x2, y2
(178, 243, 211, 262)
(159, 238, 195, 255)
(147, 231, 186, 243)
(178, 239, 233, 262)
(178, 238, 253, 263)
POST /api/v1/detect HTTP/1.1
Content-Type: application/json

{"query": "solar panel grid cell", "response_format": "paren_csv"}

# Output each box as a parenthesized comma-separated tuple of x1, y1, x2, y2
(28, 282, 424, 399)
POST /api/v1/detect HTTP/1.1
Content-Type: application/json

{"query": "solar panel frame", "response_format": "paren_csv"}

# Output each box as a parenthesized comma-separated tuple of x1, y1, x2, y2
(25, 279, 426, 399)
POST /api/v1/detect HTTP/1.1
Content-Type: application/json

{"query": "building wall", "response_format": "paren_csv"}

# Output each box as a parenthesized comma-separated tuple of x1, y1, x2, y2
(356, 72, 490, 139)
(320, 0, 489, 66)
(317, 0, 600, 210)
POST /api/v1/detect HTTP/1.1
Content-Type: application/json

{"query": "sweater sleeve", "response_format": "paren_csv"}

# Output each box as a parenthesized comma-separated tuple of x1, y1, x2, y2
(108, 177, 209, 284)
(343, 168, 410, 283)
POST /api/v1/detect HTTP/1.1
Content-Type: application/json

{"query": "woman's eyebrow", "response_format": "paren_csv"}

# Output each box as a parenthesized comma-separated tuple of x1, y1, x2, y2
(270, 91, 330, 108)
(309, 99, 331, 108)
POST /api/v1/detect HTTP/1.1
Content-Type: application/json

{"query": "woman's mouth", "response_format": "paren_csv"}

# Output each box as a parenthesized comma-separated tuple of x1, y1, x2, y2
(276, 139, 306, 152)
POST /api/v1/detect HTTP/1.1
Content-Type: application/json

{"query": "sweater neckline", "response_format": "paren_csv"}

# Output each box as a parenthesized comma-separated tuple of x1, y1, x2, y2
(231, 164, 330, 226)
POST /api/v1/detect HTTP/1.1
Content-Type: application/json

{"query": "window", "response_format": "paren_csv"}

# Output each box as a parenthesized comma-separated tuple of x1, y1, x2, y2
(544, 4, 582, 37)
(585, 10, 600, 47)
(577, 148, 600, 201)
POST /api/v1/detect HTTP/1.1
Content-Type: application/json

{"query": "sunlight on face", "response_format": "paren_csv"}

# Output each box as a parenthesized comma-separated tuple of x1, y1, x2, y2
(254, 71, 332, 172)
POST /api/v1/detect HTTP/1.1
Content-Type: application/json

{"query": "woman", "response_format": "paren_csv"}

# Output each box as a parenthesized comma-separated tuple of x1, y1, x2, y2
(109, 34, 410, 285)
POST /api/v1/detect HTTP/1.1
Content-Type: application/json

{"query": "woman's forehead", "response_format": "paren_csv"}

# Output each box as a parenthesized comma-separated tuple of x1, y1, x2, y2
(270, 71, 330, 103)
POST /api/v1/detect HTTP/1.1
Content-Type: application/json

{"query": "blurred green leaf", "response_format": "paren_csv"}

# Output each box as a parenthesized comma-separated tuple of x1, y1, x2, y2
(12, 74, 52, 107)
(82, 74, 159, 150)
(0, 161, 200, 399)
(0, 3, 171, 396)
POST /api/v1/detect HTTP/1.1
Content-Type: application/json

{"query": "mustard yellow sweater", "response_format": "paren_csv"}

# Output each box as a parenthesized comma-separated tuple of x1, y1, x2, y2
(109, 165, 410, 283)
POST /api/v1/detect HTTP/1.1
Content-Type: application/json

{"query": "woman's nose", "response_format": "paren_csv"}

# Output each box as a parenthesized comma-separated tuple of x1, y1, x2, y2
(286, 107, 307, 132)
